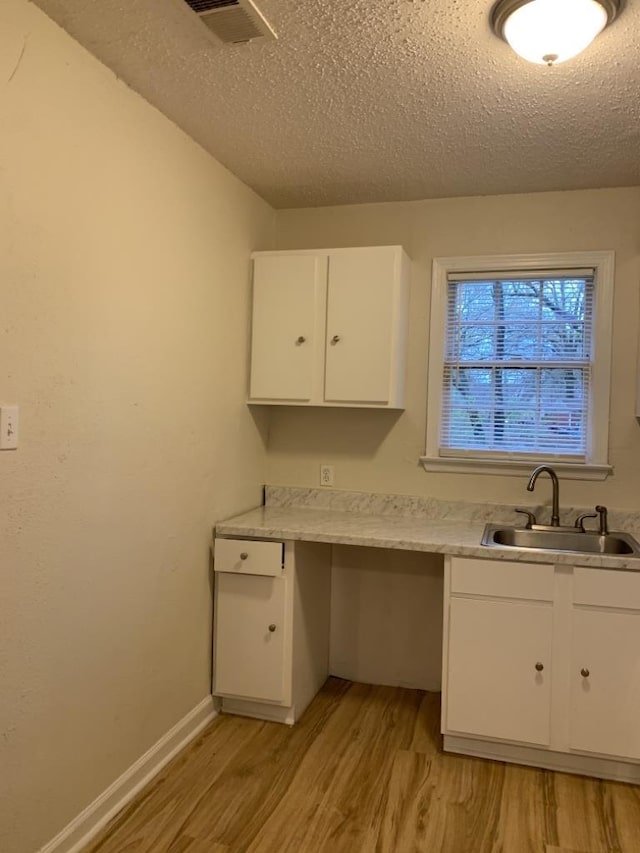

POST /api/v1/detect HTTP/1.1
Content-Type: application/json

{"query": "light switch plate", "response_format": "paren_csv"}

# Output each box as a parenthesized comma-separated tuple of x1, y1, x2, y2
(0, 405, 19, 449)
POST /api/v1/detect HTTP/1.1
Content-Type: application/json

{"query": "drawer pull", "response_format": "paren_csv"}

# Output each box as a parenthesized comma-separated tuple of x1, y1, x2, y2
(330, 334, 341, 344)
(240, 552, 249, 560)
(268, 624, 277, 632)
(535, 662, 544, 672)
(581, 668, 590, 678)
(296, 335, 306, 344)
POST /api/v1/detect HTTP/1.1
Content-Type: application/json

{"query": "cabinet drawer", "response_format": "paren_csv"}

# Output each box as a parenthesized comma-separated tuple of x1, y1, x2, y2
(450, 557, 554, 601)
(573, 567, 640, 610)
(214, 538, 284, 577)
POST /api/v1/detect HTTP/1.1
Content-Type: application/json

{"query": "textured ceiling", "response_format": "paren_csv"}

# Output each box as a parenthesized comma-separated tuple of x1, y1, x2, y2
(31, 0, 640, 208)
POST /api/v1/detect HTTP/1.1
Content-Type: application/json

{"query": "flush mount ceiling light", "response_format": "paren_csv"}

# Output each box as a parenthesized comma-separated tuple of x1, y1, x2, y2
(491, 0, 623, 66)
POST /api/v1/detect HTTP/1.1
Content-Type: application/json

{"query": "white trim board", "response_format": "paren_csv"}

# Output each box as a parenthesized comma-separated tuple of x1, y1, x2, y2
(38, 696, 217, 853)
(444, 734, 640, 785)
(219, 696, 296, 725)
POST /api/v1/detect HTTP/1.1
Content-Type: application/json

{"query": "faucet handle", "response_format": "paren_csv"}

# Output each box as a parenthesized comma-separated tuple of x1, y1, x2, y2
(515, 508, 536, 529)
(575, 512, 597, 532)
(595, 505, 609, 536)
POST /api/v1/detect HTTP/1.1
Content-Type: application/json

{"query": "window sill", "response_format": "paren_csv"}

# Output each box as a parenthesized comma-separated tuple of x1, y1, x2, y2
(419, 456, 613, 481)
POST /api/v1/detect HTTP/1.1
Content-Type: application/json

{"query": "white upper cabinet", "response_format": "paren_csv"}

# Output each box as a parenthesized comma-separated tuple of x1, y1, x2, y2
(249, 254, 327, 402)
(248, 246, 410, 408)
(324, 249, 401, 404)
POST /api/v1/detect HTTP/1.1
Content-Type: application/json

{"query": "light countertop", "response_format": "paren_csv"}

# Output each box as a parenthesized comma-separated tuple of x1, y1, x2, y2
(216, 488, 640, 571)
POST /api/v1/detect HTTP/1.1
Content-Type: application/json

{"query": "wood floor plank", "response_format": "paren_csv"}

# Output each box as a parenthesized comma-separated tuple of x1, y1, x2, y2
(403, 752, 507, 852)
(240, 683, 385, 851)
(167, 837, 228, 853)
(546, 847, 594, 853)
(375, 749, 436, 852)
(408, 690, 442, 755)
(85, 713, 265, 853)
(493, 764, 554, 853)
(187, 676, 353, 848)
(82, 679, 640, 853)
(602, 781, 640, 852)
(245, 683, 423, 852)
(553, 773, 624, 853)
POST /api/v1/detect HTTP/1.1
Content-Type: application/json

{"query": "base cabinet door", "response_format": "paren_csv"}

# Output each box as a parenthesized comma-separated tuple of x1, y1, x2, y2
(570, 608, 640, 760)
(214, 573, 287, 703)
(446, 597, 553, 746)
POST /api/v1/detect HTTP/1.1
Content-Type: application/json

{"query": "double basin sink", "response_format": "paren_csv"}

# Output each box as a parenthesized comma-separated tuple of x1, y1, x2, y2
(482, 524, 640, 557)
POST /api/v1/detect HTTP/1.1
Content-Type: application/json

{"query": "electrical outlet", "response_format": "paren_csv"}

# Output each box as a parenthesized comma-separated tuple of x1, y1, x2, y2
(320, 464, 334, 487)
(0, 405, 19, 450)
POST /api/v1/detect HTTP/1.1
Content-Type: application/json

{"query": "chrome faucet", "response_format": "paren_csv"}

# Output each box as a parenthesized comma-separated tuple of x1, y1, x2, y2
(527, 465, 560, 527)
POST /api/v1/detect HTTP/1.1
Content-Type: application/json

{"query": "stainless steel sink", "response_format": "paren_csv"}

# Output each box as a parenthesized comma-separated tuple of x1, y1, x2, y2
(481, 524, 640, 556)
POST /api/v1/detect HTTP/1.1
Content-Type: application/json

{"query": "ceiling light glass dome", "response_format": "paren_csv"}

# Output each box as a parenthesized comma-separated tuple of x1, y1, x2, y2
(491, 0, 622, 66)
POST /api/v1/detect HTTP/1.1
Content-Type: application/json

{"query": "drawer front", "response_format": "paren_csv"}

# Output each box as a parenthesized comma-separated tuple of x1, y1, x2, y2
(214, 538, 283, 577)
(573, 566, 640, 611)
(450, 557, 555, 602)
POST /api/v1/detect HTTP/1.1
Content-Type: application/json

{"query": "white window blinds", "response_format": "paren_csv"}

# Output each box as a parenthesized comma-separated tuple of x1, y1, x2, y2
(440, 271, 595, 460)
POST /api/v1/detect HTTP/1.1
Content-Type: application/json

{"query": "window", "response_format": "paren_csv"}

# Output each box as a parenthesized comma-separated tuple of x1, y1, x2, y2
(422, 252, 614, 480)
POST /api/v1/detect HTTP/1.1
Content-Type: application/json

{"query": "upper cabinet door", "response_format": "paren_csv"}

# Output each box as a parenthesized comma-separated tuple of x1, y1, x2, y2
(324, 248, 400, 404)
(249, 254, 326, 402)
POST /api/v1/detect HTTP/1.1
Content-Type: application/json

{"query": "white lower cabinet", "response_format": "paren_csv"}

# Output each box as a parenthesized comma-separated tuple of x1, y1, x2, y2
(213, 538, 331, 724)
(569, 567, 640, 763)
(214, 573, 287, 703)
(570, 607, 640, 761)
(443, 557, 640, 782)
(447, 597, 552, 746)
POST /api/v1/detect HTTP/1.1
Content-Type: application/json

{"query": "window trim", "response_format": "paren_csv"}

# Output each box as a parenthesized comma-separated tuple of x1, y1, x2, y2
(421, 251, 614, 481)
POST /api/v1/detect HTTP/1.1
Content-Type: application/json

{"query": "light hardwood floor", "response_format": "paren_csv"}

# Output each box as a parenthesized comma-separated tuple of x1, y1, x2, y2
(85, 679, 640, 853)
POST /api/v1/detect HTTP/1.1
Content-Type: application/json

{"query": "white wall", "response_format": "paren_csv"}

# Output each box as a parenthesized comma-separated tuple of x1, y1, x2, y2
(330, 547, 443, 691)
(0, 3, 274, 852)
(270, 188, 640, 511)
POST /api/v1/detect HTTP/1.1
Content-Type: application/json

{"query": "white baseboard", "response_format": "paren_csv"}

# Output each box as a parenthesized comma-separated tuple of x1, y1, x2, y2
(39, 696, 217, 853)
(219, 696, 295, 725)
(444, 734, 640, 785)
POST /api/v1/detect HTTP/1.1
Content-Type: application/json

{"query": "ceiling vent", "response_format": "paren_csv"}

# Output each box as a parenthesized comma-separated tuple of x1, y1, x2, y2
(183, 0, 277, 44)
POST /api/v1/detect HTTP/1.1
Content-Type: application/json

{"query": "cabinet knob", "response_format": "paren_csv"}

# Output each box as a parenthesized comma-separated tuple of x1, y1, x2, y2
(330, 335, 341, 344)
(581, 668, 590, 678)
(239, 552, 249, 560)
(296, 336, 306, 344)
(268, 623, 277, 632)
(535, 662, 544, 672)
